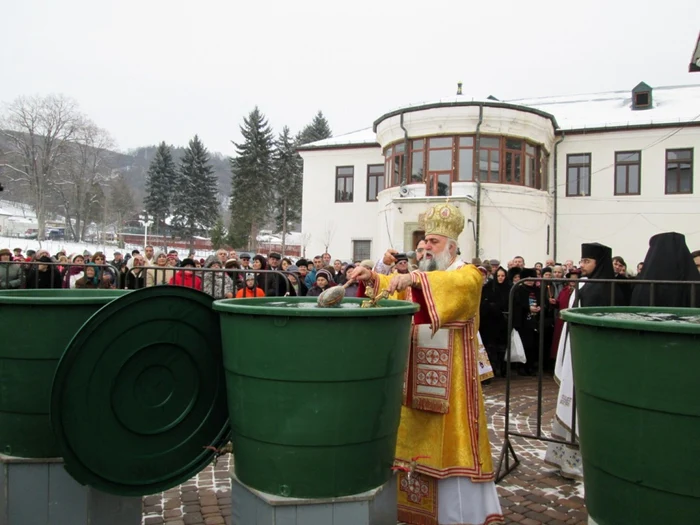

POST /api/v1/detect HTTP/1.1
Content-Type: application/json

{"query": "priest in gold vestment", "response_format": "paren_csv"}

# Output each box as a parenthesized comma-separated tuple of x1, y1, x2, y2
(350, 202, 503, 525)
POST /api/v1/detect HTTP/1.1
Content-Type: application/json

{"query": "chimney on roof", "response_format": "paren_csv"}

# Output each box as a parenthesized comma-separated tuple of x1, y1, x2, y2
(457, 82, 463, 96)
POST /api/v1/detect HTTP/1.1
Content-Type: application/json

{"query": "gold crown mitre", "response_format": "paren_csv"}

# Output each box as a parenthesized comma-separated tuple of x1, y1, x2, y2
(423, 202, 464, 240)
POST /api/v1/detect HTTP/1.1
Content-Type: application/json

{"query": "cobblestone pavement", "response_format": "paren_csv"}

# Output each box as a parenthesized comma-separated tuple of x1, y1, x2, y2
(142, 375, 587, 525)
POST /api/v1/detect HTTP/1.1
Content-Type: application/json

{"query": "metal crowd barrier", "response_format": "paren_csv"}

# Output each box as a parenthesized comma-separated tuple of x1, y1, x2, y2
(0, 261, 121, 290)
(0, 261, 297, 298)
(495, 276, 699, 482)
(120, 266, 294, 297)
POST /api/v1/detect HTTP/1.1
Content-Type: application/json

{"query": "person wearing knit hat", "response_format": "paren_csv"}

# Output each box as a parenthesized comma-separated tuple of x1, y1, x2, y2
(236, 272, 266, 298)
(306, 268, 334, 297)
(283, 264, 308, 297)
(203, 256, 234, 299)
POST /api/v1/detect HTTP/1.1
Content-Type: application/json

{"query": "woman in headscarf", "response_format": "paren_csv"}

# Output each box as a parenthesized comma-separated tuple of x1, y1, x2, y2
(631, 232, 700, 307)
(146, 252, 175, 286)
(479, 267, 511, 377)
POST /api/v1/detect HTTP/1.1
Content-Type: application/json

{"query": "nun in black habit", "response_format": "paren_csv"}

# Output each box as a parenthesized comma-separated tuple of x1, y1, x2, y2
(631, 232, 700, 307)
(578, 242, 627, 307)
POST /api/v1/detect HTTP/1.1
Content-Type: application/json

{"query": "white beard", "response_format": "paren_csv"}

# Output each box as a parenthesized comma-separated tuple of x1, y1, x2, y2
(418, 249, 452, 272)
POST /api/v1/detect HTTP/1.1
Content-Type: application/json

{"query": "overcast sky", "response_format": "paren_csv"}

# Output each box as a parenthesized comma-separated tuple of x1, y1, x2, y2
(2, 0, 699, 155)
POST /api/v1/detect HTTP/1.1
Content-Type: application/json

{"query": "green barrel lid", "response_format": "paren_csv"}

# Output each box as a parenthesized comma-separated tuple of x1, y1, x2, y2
(51, 286, 230, 497)
(561, 306, 700, 335)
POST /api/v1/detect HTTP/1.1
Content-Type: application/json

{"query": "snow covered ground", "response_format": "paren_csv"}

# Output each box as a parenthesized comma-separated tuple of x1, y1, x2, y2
(0, 235, 217, 260)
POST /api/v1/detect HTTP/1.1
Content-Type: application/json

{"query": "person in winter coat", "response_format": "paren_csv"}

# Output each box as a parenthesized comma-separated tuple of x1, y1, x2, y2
(75, 264, 110, 289)
(62, 254, 85, 288)
(125, 255, 147, 290)
(479, 267, 511, 376)
(26, 256, 63, 289)
(342, 264, 359, 297)
(169, 258, 202, 291)
(203, 256, 234, 299)
(285, 265, 308, 297)
(306, 268, 335, 297)
(236, 273, 266, 298)
(147, 252, 176, 286)
(0, 248, 22, 289)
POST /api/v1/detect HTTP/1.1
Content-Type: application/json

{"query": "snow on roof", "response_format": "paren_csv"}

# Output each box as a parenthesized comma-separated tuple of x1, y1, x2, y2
(0, 199, 36, 219)
(508, 84, 700, 131)
(298, 128, 378, 150)
(299, 84, 700, 150)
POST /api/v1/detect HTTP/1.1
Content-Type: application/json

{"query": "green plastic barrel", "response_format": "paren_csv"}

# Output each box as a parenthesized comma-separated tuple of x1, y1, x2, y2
(561, 307, 700, 525)
(0, 289, 129, 458)
(213, 296, 419, 498)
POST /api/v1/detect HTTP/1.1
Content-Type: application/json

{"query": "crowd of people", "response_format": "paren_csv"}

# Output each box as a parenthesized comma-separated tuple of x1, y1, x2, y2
(2, 241, 699, 372)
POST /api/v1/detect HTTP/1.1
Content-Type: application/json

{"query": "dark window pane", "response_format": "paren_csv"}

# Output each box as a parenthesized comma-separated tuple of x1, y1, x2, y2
(429, 149, 452, 171)
(629, 165, 640, 193)
(615, 167, 627, 194)
(514, 155, 521, 183)
(368, 164, 384, 174)
(337, 166, 354, 176)
(567, 167, 578, 195)
(393, 156, 402, 186)
(368, 177, 376, 200)
(569, 154, 590, 165)
(666, 176, 678, 194)
(411, 151, 424, 181)
(481, 137, 500, 148)
(680, 171, 692, 192)
(616, 151, 639, 163)
(430, 137, 452, 148)
(377, 174, 385, 194)
(437, 174, 450, 196)
(479, 150, 489, 181)
(505, 152, 513, 182)
(489, 150, 500, 182)
(580, 167, 590, 194)
(629, 168, 639, 194)
(506, 138, 522, 149)
(459, 137, 474, 147)
(668, 149, 692, 161)
(347, 178, 353, 198)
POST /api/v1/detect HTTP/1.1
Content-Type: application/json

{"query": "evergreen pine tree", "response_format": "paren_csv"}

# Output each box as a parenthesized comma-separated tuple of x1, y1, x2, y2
(144, 142, 177, 236)
(209, 217, 228, 250)
(229, 107, 275, 249)
(172, 135, 220, 248)
(272, 126, 302, 254)
(297, 111, 333, 145)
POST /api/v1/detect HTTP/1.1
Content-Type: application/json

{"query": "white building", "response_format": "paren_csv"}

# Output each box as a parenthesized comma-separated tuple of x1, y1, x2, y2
(298, 82, 700, 267)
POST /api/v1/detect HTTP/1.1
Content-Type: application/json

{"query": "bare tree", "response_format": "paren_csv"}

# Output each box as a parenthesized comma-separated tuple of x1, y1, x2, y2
(0, 94, 81, 239)
(300, 232, 311, 258)
(320, 222, 336, 254)
(52, 120, 115, 241)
